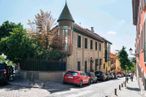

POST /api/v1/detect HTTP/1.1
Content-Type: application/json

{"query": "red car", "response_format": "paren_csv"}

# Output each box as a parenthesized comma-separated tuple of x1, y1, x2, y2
(63, 70, 90, 87)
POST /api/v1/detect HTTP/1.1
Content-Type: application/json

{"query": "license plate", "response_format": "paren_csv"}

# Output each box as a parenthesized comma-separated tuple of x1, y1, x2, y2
(68, 76, 73, 79)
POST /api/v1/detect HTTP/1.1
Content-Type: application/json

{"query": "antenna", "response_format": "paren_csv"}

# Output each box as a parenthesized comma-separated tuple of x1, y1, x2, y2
(65, 0, 67, 4)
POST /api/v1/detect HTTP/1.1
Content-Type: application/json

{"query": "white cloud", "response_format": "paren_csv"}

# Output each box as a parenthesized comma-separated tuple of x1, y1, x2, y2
(107, 31, 117, 35)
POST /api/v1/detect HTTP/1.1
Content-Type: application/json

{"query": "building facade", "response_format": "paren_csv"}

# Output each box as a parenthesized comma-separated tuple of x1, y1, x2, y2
(110, 53, 121, 73)
(54, 3, 112, 73)
(132, 0, 146, 90)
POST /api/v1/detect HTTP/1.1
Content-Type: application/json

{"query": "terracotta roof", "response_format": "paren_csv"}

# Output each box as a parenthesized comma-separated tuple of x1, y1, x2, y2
(73, 24, 111, 43)
(50, 24, 112, 44)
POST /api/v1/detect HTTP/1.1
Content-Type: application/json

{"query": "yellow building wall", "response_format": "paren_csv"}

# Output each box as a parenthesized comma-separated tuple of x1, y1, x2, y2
(67, 31, 104, 72)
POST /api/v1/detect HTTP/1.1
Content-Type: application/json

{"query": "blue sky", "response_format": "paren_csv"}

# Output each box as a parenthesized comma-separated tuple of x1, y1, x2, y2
(0, 0, 135, 53)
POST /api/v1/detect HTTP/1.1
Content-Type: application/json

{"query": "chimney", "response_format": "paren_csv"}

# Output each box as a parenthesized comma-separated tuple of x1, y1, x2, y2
(91, 27, 94, 32)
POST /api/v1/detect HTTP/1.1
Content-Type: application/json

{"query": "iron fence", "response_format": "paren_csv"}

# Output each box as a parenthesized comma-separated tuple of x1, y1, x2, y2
(20, 59, 66, 71)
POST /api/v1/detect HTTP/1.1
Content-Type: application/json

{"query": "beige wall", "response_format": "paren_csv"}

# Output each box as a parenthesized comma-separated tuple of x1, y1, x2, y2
(67, 31, 104, 72)
(115, 58, 121, 73)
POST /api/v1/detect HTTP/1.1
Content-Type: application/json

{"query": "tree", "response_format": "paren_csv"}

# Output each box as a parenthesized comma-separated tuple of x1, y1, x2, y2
(28, 10, 55, 50)
(0, 22, 39, 63)
(118, 46, 131, 72)
(0, 53, 15, 67)
(48, 49, 66, 60)
(0, 21, 22, 39)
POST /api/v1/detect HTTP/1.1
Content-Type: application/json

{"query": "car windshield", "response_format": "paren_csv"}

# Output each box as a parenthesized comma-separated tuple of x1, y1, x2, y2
(66, 71, 78, 76)
(95, 71, 102, 75)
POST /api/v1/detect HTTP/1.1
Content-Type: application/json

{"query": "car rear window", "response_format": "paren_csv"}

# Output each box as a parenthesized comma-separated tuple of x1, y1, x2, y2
(80, 72, 86, 76)
(66, 71, 78, 76)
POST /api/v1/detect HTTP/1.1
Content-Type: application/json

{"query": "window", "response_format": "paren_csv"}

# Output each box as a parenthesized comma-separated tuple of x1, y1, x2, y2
(105, 50, 107, 62)
(99, 43, 101, 51)
(103, 64, 105, 69)
(80, 72, 86, 76)
(77, 35, 81, 48)
(95, 42, 97, 50)
(85, 38, 88, 49)
(95, 59, 98, 71)
(62, 26, 69, 36)
(90, 40, 93, 49)
(65, 71, 78, 76)
(85, 61, 87, 72)
(77, 61, 81, 71)
(99, 59, 102, 65)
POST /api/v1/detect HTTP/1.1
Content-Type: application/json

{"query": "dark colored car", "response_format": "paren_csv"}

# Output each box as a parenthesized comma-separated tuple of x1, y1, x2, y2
(106, 73, 114, 80)
(86, 72, 97, 83)
(95, 71, 106, 81)
(0, 63, 8, 84)
(63, 70, 90, 87)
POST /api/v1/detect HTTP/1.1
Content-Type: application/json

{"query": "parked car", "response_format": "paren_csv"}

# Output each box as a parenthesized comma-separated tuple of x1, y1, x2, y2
(63, 70, 90, 87)
(86, 72, 97, 83)
(106, 73, 111, 80)
(0, 63, 8, 85)
(116, 73, 123, 78)
(95, 71, 106, 81)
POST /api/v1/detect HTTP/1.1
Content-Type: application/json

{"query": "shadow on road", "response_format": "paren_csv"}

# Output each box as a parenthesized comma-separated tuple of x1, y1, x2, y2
(0, 79, 80, 93)
(126, 87, 140, 91)
(0, 78, 121, 94)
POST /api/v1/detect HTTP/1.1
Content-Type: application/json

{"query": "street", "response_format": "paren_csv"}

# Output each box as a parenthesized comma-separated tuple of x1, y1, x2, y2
(47, 78, 124, 97)
(0, 78, 126, 97)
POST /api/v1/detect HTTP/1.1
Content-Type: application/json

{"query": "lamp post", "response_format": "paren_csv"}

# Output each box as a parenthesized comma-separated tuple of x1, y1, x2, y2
(129, 48, 137, 74)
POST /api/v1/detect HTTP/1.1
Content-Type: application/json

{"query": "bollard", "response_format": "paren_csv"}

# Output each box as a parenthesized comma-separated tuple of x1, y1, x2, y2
(119, 85, 121, 90)
(105, 96, 108, 97)
(121, 83, 123, 87)
(114, 88, 117, 96)
(124, 81, 126, 87)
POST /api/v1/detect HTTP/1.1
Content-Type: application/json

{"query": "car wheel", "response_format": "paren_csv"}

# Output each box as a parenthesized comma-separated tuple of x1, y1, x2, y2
(88, 79, 91, 85)
(96, 79, 98, 83)
(63, 81, 66, 84)
(79, 81, 83, 87)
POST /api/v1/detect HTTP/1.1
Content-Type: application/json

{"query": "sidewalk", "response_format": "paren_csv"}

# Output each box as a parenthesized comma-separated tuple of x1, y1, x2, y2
(112, 77, 142, 97)
(9, 79, 75, 93)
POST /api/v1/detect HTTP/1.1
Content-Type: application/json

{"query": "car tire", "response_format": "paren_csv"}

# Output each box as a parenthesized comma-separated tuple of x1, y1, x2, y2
(79, 81, 83, 87)
(63, 81, 66, 84)
(90, 79, 93, 84)
(88, 79, 91, 85)
(96, 79, 98, 83)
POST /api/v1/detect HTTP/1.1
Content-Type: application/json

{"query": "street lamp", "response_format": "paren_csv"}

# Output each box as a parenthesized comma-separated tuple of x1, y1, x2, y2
(129, 48, 137, 57)
(129, 48, 133, 54)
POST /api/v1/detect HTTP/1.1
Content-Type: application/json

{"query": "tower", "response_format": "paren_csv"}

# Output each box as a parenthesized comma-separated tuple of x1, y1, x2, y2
(57, 3, 74, 55)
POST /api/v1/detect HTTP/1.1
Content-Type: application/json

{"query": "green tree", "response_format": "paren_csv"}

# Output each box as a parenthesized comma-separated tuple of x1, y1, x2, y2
(0, 21, 22, 39)
(128, 57, 136, 73)
(0, 23, 38, 63)
(118, 46, 131, 72)
(48, 50, 66, 60)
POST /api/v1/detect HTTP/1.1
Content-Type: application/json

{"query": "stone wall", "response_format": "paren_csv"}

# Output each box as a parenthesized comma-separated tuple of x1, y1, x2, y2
(19, 70, 65, 82)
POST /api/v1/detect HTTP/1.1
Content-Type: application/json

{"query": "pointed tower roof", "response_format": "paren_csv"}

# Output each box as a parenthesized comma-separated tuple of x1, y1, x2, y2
(57, 3, 74, 22)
